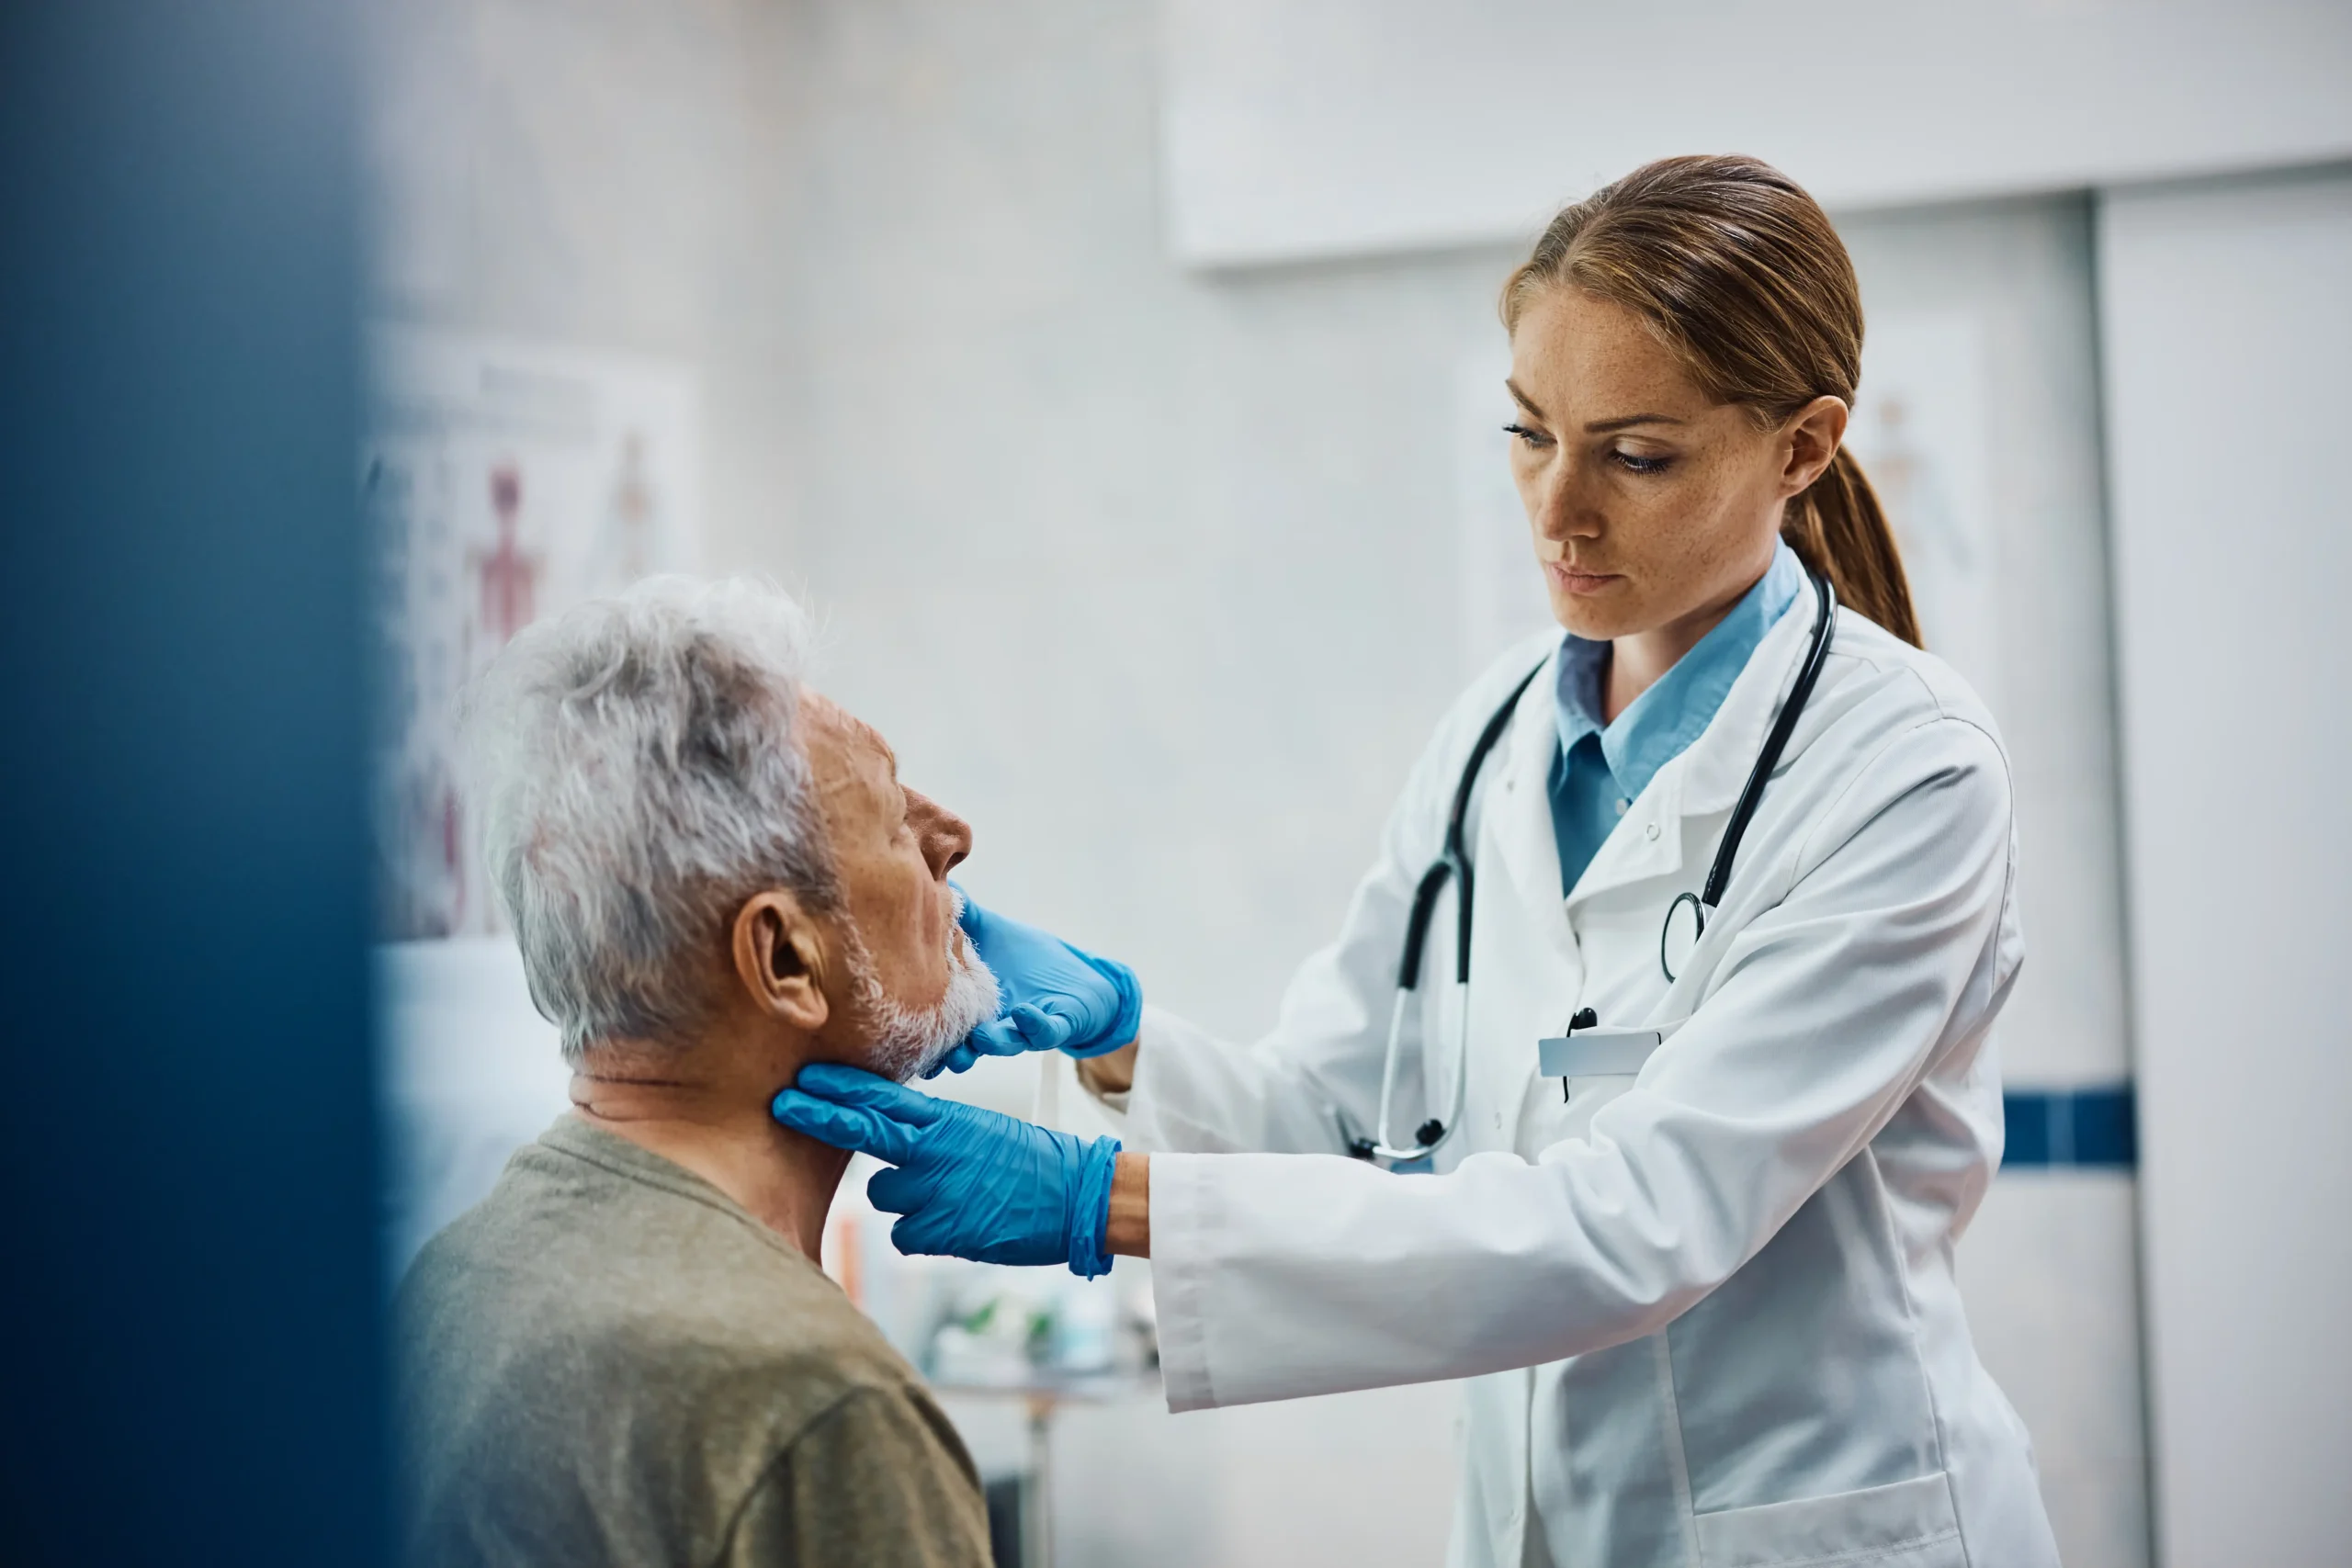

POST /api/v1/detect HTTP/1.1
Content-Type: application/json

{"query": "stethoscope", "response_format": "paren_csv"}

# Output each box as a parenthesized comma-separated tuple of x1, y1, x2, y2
(1349, 568, 1837, 1164)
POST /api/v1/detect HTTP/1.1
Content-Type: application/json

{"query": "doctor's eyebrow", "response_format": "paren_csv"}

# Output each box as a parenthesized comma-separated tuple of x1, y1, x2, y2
(1582, 412, 1688, 434)
(1503, 380, 1686, 434)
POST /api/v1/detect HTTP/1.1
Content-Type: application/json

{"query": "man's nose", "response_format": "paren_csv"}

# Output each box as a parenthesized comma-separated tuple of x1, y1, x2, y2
(906, 787, 972, 879)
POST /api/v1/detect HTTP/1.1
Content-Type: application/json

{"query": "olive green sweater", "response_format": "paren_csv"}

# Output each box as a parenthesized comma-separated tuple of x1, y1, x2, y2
(397, 1116, 991, 1567)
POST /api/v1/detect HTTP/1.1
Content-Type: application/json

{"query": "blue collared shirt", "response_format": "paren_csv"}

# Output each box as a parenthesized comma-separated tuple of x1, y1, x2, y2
(1548, 542, 1805, 897)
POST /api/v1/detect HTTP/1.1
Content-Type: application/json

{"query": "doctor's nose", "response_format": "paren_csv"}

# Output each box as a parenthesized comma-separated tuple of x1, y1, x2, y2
(1531, 468, 1604, 547)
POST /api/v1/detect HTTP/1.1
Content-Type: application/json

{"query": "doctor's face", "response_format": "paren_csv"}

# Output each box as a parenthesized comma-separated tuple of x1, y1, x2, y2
(1504, 285, 1845, 645)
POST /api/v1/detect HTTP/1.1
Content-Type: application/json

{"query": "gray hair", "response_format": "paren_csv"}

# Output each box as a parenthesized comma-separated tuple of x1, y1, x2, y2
(463, 576, 839, 1060)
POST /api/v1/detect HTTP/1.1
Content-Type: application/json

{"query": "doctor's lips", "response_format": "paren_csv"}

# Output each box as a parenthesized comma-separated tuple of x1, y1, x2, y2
(1547, 562, 1623, 595)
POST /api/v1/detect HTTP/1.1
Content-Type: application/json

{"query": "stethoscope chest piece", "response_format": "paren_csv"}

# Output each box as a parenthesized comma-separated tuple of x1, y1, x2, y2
(1659, 890, 1705, 984)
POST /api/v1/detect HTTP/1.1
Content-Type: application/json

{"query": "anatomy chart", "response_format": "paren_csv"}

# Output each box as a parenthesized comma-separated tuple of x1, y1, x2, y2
(1849, 312, 1998, 713)
(364, 329, 701, 940)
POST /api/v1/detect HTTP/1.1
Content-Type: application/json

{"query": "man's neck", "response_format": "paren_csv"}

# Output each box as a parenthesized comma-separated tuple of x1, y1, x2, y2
(568, 1039, 851, 1260)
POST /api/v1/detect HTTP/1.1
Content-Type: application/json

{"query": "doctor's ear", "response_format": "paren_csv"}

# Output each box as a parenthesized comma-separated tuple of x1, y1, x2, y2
(1778, 395, 1850, 498)
(731, 892, 831, 1031)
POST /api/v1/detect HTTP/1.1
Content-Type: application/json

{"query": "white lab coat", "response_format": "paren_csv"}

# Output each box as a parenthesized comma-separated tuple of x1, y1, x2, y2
(1115, 595, 2060, 1568)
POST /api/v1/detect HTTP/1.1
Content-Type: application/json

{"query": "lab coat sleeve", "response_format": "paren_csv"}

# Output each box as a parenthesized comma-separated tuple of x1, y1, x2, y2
(1117, 645, 1550, 1160)
(1148, 715, 2018, 1412)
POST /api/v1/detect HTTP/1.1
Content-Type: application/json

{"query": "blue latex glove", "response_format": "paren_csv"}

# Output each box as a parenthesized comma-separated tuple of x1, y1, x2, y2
(772, 1063, 1122, 1278)
(928, 886, 1143, 1077)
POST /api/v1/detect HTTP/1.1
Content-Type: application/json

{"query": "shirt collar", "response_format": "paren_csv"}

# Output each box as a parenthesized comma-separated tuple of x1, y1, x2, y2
(1552, 540, 1807, 804)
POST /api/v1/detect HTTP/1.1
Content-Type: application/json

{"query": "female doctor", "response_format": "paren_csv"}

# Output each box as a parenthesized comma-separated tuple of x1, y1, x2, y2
(775, 155, 2060, 1568)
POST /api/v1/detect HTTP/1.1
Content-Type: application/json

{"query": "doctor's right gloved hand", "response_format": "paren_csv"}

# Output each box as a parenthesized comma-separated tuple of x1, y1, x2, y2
(927, 886, 1142, 1077)
(771, 1065, 1121, 1278)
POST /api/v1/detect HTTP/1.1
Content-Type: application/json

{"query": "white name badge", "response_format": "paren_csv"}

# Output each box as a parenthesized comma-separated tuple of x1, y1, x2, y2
(1537, 1026, 1667, 1078)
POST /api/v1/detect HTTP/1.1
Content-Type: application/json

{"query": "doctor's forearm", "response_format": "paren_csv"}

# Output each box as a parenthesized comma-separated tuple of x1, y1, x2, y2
(1105, 1152, 1149, 1257)
(1076, 1039, 1138, 1097)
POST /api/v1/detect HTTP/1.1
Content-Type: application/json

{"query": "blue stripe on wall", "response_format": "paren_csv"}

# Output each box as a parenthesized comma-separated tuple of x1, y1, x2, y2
(1394, 1085, 2136, 1173)
(2003, 1084, 2137, 1169)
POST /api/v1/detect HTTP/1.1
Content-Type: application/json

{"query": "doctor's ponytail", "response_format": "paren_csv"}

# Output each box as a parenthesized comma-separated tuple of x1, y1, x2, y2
(1501, 155, 1922, 647)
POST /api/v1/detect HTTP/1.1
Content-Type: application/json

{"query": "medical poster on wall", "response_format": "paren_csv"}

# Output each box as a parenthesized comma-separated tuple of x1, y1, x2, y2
(1849, 312, 1999, 713)
(364, 328, 702, 941)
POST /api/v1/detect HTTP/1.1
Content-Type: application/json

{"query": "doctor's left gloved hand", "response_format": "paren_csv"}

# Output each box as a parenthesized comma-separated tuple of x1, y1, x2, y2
(928, 886, 1142, 1077)
(771, 1064, 1121, 1278)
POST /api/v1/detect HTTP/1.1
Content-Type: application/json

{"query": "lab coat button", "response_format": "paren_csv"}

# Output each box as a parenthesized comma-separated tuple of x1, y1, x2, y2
(1645, 821, 1660, 840)
(1614, 798, 1628, 817)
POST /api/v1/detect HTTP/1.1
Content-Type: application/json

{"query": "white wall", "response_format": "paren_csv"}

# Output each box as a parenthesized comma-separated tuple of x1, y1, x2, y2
(1161, 0, 2352, 265)
(2099, 167, 2352, 1568)
(1835, 196, 2146, 1568)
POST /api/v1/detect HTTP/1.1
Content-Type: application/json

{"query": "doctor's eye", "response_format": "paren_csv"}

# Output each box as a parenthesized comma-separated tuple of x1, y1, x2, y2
(1502, 423, 1551, 448)
(1610, 448, 1674, 475)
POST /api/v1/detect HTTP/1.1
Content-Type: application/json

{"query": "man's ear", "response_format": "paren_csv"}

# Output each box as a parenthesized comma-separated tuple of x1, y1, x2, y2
(731, 891, 831, 1032)
(1779, 394, 1850, 499)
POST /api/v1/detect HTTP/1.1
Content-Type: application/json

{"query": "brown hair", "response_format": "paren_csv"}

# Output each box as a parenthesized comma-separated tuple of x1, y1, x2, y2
(1500, 155, 1920, 646)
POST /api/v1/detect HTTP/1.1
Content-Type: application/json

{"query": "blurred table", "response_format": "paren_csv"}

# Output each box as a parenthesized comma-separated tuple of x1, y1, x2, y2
(933, 1371, 1161, 1568)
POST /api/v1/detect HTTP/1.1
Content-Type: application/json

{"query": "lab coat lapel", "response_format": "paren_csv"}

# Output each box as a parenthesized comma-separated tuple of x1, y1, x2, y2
(1463, 655, 1580, 1149)
(1487, 648, 1571, 923)
(1559, 759, 1688, 908)
(1564, 589, 1817, 912)
(1677, 582, 1816, 819)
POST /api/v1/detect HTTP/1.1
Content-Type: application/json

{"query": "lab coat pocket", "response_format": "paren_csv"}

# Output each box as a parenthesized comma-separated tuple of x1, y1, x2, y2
(1692, 1471, 1964, 1568)
(1531, 1021, 1679, 1148)
(1552, 1075, 1637, 1145)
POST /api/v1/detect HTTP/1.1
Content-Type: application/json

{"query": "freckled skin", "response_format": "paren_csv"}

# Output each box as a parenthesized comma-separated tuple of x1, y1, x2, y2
(1505, 286, 1847, 717)
(798, 693, 972, 1041)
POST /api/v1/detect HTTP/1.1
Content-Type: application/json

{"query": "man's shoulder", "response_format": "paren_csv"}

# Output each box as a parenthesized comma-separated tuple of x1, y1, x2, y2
(397, 1131, 973, 1564)
(398, 1123, 924, 1442)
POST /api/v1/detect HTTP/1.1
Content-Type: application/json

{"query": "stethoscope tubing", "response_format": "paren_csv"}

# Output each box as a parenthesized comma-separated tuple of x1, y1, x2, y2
(1661, 569, 1838, 981)
(1351, 569, 1837, 1165)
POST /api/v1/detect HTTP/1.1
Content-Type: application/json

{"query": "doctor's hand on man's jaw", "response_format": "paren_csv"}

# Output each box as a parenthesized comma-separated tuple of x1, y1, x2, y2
(922, 888, 1143, 1077)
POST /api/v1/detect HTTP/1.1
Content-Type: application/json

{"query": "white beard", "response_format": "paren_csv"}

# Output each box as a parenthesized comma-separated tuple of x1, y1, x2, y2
(845, 905, 1001, 1083)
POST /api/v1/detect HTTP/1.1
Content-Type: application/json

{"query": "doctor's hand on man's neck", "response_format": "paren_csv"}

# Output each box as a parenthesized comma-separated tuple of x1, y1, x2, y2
(569, 1015, 854, 1265)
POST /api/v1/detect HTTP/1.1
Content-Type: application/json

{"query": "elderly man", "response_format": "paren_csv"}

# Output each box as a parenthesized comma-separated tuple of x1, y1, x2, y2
(396, 577, 1003, 1567)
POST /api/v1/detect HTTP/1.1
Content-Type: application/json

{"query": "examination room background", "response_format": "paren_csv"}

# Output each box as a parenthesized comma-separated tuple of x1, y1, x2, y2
(354, 4, 2352, 1567)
